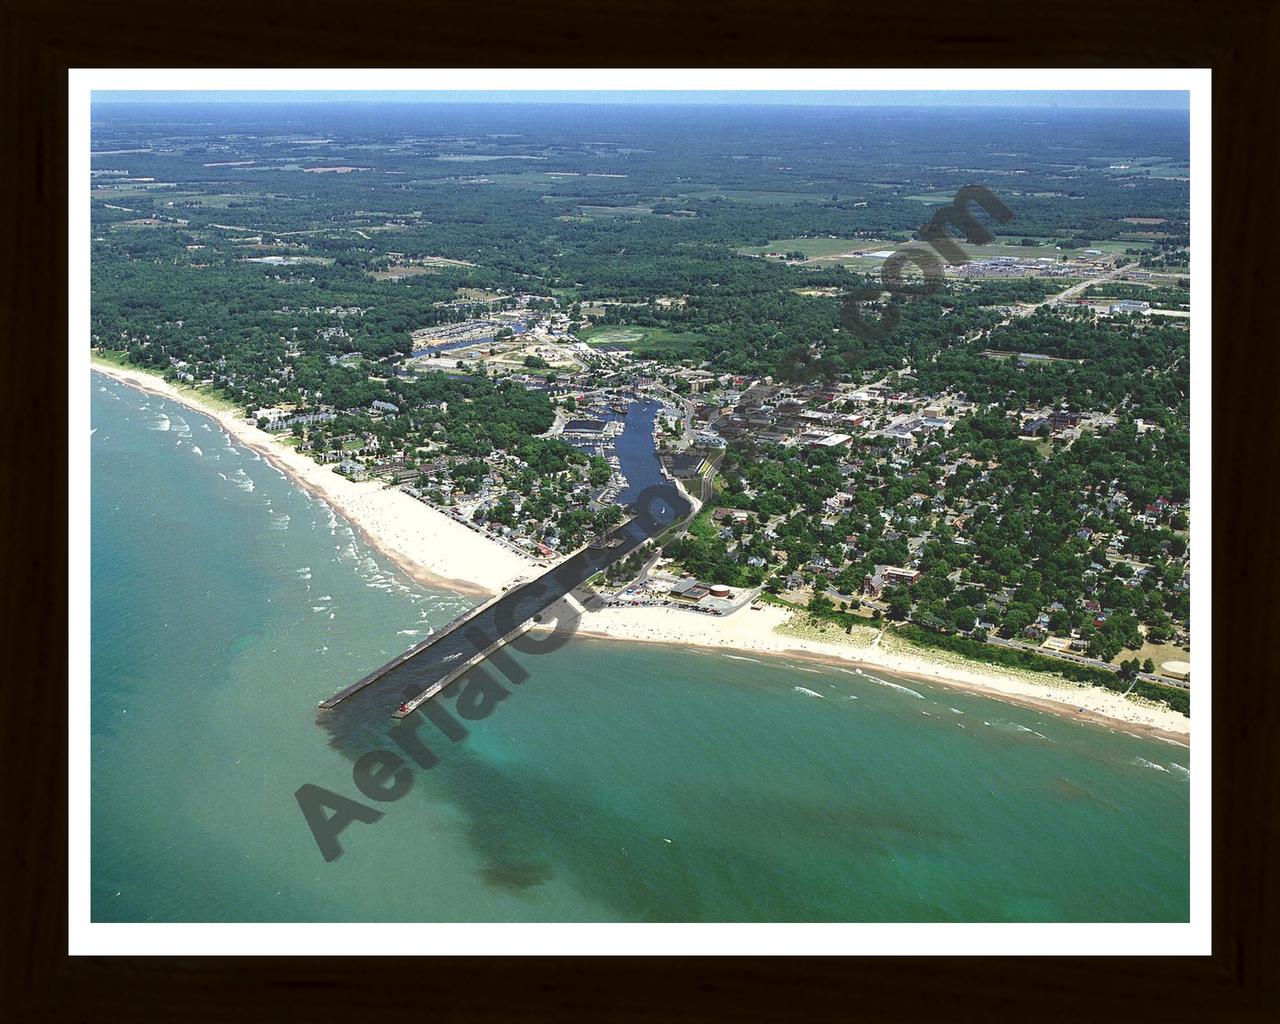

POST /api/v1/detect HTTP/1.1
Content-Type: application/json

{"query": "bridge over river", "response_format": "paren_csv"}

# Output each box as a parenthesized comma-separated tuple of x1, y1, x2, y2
(318, 480, 691, 717)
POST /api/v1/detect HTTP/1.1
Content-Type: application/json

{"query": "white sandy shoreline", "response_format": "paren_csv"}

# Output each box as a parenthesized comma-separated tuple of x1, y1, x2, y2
(92, 359, 1189, 743)
(92, 360, 536, 596)
(561, 603, 1189, 744)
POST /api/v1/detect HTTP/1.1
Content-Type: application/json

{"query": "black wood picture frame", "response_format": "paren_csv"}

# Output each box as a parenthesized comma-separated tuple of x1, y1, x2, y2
(3, 0, 1275, 1018)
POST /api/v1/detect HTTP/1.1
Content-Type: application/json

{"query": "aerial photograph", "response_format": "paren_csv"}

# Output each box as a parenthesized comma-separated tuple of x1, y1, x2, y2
(88, 87, 1193, 925)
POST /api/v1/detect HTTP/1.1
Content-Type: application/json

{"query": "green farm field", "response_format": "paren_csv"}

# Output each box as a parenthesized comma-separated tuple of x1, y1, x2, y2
(580, 324, 712, 354)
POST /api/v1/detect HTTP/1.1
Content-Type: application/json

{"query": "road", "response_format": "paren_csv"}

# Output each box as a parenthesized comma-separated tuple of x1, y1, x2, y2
(648, 383, 695, 451)
(985, 634, 1188, 689)
(696, 451, 724, 506)
(1039, 262, 1139, 310)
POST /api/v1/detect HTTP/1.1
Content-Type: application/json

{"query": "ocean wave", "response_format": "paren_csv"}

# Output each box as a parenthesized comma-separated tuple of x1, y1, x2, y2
(190, 445, 202, 456)
(722, 654, 760, 663)
(1168, 763, 1190, 779)
(397, 629, 421, 636)
(793, 686, 825, 699)
(147, 413, 171, 432)
(792, 666, 821, 674)
(865, 676, 926, 700)
(1132, 757, 1170, 773)
(311, 606, 329, 612)
(949, 708, 964, 714)
(986, 720, 1051, 740)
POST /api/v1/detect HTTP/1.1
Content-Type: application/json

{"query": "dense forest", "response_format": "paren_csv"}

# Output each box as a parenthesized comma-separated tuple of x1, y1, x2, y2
(92, 101, 1189, 388)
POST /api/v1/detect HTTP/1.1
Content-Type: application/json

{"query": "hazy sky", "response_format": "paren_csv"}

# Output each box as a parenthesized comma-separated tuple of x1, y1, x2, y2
(93, 90, 1190, 110)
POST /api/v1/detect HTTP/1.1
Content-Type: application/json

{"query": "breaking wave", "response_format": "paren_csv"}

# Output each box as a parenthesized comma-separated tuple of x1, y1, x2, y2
(865, 676, 926, 700)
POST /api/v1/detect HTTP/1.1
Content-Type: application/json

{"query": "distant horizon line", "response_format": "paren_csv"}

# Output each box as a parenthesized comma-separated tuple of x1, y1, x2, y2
(90, 90, 1189, 113)
(92, 100, 1186, 110)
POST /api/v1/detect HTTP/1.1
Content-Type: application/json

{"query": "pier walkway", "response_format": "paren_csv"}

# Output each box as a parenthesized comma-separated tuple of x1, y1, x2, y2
(318, 483, 690, 714)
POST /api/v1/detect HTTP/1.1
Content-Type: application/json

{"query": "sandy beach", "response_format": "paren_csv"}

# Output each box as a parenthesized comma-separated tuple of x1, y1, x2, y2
(92, 359, 1189, 743)
(92, 360, 536, 596)
(566, 602, 1190, 743)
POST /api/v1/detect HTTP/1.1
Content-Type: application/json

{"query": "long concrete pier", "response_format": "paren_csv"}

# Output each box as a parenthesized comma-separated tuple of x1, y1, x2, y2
(390, 619, 536, 719)
(318, 482, 690, 715)
(315, 589, 510, 710)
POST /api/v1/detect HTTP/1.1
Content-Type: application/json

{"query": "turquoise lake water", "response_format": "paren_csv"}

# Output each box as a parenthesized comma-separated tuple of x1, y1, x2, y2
(90, 373, 1190, 922)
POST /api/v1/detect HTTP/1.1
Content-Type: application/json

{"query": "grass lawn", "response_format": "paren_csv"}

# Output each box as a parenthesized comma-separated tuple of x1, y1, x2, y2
(577, 204, 653, 217)
(160, 192, 263, 209)
(902, 192, 956, 203)
(684, 188, 828, 205)
(1057, 239, 1155, 256)
(1111, 639, 1192, 672)
(179, 383, 242, 414)
(91, 349, 136, 370)
(580, 324, 711, 355)
(737, 236, 902, 260)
